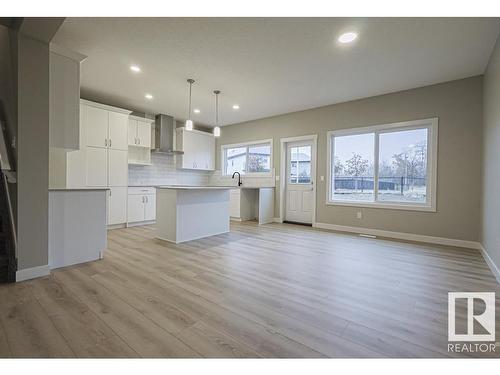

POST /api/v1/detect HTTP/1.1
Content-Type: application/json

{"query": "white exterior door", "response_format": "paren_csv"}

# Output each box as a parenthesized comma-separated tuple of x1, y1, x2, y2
(285, 141, 315, 224)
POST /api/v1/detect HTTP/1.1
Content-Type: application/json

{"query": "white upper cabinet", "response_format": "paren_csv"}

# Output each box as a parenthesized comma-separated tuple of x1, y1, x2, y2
(137, 120, 152, 148)
(128, 117, 153, 165)
(85, 105, 109, 148)
(128, 119, 138, 145)
(49, 44, 86, 150)
(128, 117, 153, 148)
(176, 127, 215, 171)
(108, 112, 129, 150)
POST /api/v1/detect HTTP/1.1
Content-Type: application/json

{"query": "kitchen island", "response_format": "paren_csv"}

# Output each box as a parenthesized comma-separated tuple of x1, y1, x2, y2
(155, 186, 231, 243)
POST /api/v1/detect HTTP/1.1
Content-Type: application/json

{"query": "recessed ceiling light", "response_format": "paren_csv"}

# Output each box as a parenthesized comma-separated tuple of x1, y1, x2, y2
(145, 93, 153, 100)
(193, 108, 201, 114)
(130, 65, 141, 73)
(338, 32, 358, 44)
(232, 104, 240, 110)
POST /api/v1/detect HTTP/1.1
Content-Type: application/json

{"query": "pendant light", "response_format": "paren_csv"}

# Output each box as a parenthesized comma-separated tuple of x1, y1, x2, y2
(185, 78, 195, 131)
(213, 90, 221, 137)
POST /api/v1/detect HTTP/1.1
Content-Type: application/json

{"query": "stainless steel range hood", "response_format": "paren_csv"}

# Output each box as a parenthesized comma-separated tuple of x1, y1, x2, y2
(153, 114, 184, 154)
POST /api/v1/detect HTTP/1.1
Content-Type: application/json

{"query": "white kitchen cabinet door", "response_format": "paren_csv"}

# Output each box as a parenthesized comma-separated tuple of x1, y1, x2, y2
(230, 189, 241, 218)
(86, 147, 108, 187)
(108, 149, 128, 186)
(85, 105, 109, 148)
(108, 187, 127, 225)
(108, 112, 129, 150)
(137, 121, 152, 148)
(127, 194, 145, 223)
(128, 119, 138, 145)
(144, 194, 156, 221)
(205, 135, 215, 170)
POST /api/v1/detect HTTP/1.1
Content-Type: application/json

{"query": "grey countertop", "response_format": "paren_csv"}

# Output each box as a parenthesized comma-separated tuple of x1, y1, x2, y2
(129, 184, 275, 189)
(49, 188, 110, 191)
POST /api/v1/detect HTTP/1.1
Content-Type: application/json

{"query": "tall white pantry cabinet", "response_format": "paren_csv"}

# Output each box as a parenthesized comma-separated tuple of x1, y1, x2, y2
(71, 100, 131, 225)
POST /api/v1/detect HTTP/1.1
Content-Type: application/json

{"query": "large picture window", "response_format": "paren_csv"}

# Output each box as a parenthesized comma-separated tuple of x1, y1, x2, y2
(222, 139, 272, 175)
(327, 118, 438, 211)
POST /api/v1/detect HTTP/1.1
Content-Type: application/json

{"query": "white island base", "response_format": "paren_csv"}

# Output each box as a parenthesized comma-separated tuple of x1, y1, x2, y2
(155, 186, 231, 244)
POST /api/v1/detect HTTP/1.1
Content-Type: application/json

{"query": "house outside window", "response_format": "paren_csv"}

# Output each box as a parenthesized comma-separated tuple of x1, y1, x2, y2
(327, 118, 438, 211)
(222, 139, 273, 176)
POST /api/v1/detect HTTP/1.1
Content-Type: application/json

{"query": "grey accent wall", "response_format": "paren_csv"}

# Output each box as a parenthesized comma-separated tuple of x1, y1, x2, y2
(16, 33, 50, 270)
(216, 76, 483, 242)
(482, 36, 500, 269)
(128, 153, 209, 186)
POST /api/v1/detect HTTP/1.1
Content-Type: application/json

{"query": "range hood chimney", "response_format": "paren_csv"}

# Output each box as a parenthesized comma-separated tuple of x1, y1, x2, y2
(153, 114, 184, 154)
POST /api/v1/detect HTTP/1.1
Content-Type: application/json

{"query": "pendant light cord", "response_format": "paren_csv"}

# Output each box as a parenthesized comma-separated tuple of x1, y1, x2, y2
(214, 89, 221, 126)
(188, 81, 192, 119)
(187, 78, 195, 121)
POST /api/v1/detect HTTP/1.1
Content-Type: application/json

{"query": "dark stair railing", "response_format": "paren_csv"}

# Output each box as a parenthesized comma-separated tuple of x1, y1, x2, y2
(0, 101, 17, 283)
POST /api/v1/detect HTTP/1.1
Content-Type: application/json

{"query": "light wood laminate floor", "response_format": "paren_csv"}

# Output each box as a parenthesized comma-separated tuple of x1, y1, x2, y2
(0, 221, 499, 358)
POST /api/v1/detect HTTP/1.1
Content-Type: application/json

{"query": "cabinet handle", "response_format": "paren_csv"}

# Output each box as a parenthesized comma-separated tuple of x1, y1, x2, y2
(145, 196, 148, 203)
(105, 139, 108, 147)
(135, 137, 138, 145)
(138, 138, 141, 145)
(142, 196, 145, 203)
(109, 139, 112, 148)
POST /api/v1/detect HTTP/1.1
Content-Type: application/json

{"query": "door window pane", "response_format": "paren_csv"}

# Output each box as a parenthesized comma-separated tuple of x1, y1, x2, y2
(289, 145, 311, 184)
(332, 133, 375, 201)
(378, 128, 428, 203)
(247, 144, 271, 173)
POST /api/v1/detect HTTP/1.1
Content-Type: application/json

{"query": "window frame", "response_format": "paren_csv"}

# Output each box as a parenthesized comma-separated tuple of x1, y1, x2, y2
(221, 138, 273, 177)
(326, 118, 438, 212)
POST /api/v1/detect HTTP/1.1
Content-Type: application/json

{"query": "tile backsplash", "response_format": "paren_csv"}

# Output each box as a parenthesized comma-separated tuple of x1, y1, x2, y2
(128, 153, 210, 186)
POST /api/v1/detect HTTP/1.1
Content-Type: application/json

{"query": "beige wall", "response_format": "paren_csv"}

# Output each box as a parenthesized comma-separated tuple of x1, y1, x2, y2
(217, 76, 483, 242)
(482, 36, 500, 268)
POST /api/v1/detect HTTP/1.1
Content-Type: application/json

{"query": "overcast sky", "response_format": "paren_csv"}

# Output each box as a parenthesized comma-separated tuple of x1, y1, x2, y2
(334, 128, 428, 165)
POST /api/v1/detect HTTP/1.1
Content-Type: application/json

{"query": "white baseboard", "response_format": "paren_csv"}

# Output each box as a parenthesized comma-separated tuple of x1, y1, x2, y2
(479, 244, 500, 284)
(107, 223, 127, 230)
(273, 217, 283, 223)
(313, 222, 481, 250)
(126, 220, 156, 228)
(16, 264, 50, 282)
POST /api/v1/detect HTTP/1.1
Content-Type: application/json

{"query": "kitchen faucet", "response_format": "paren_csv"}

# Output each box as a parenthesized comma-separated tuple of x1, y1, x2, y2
(232, 171, 242, 186)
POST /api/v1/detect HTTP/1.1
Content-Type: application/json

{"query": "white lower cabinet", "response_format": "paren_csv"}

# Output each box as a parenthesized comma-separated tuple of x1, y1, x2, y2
(144, 193, 156, 221)
(230, 188, 258, 221)
(108, 187, 127, 225)
(127, 187, 156, 224)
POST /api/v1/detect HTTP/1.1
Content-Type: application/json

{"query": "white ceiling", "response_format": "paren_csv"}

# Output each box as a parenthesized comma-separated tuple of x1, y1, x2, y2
(53, 17, 500, 127)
